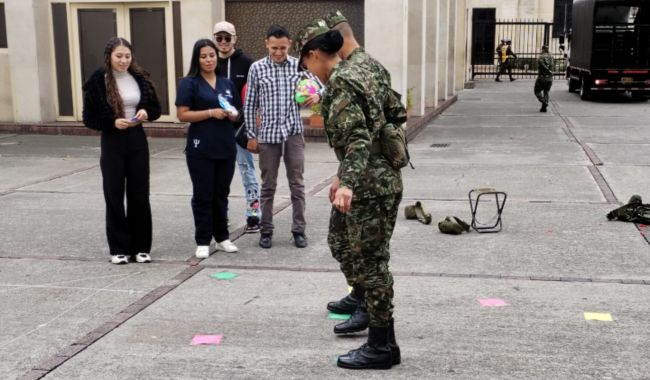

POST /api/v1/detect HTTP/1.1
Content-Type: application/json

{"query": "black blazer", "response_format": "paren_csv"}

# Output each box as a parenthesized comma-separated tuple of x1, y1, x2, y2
(82, 68, 162, 132)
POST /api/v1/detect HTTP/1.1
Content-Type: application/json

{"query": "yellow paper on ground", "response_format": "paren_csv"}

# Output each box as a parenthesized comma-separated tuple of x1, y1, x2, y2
(584, 312, 613, 321)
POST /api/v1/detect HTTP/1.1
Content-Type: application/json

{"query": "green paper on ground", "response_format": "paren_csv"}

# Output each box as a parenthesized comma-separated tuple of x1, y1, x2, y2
(211, 271, 238, 280)
(584, 312, 613, 321)
(328, 312, 351, 320)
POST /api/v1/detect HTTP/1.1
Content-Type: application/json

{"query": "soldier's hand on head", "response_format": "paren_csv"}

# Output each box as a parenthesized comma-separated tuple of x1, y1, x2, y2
(334, 187, 353, 213)
(329, 176, 340, 203)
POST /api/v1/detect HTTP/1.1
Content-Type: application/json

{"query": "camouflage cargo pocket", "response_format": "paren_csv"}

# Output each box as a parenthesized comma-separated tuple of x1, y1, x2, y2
(380, 123, 410, 170)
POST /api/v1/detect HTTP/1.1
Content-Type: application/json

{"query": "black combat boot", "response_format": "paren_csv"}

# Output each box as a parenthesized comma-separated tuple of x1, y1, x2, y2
(345, 319, 400, 365)
(540, 103, 547, 112)
(327, 285, 364, 314)
(388, 319, 401, 365)
(337, 327, 392, 369)
(334, 305, 369, 334)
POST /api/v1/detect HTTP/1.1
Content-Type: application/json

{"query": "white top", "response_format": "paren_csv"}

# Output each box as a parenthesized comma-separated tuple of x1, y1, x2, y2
(113, 71, 141, 119)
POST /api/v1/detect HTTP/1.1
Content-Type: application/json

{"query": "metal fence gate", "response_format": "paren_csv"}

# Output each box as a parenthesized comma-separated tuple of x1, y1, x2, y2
(471, 19, 567, 79)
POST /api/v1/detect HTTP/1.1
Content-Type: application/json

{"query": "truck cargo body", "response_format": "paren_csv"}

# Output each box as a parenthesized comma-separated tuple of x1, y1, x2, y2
(567, 0, 649, 98)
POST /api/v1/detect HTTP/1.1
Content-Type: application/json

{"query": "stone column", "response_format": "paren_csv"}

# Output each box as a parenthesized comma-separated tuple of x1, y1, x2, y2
(424, 0, 439, 108)
(181, 0, 226, 74)
(437, 0, 449, 101)
(447, 0, 456, 97)
(407, 0, 426, 116)
(365, 0, 408, 103)
(5, 0, 57, 122)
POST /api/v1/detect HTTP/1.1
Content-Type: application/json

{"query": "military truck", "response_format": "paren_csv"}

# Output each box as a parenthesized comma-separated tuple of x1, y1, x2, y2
(565, 0, 649, 99)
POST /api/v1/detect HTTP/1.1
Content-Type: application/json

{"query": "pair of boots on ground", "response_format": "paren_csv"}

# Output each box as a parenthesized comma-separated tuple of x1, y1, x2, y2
(327, 284, 400, 369)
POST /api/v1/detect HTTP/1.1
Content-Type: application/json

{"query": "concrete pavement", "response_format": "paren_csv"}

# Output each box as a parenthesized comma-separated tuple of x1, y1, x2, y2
(1, 79, 649, 379)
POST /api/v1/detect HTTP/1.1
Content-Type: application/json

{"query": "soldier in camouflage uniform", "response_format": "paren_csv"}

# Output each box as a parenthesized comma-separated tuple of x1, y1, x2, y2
(318, 11, 407, 338)
(295, 19, 404, 370)
(535, 45, 554, 112)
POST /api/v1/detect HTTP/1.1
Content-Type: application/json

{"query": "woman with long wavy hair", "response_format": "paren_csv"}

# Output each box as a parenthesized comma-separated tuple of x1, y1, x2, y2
(82, 37, 161, 265)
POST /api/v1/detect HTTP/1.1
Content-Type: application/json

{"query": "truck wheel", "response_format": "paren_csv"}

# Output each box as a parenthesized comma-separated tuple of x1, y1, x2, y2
(580, 77, 591, 100)
(568, 78, 579, 93)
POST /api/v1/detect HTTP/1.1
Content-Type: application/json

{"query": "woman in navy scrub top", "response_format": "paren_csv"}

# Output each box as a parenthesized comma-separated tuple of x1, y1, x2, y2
(176, 39, 241, 258)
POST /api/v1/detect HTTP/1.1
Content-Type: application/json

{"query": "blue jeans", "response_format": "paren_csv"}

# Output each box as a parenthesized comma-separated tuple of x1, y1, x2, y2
(236, 144, 261, 223)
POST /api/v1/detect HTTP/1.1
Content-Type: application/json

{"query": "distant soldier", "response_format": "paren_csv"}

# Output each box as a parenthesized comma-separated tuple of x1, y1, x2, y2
(535, 45, 554, 112)
(496, 38, 517, 82)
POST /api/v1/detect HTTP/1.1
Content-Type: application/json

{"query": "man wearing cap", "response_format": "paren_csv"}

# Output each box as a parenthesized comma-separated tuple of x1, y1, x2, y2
(317, 10, 407, 339)
(295, 18, 403, 370)
(535, 45, 554, 112)
(213, 21, 262, 234)
(244, 25, 321, 250)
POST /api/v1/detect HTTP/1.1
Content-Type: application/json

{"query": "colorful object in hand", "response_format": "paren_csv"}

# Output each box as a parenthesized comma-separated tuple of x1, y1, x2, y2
(295, 78, 320, 104)
(218, 94, 239, 118)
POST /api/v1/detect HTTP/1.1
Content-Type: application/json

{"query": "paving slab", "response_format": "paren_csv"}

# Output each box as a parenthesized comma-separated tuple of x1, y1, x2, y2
(45, 271, 650, 379)
(223, 197, 650, 280)
(396, 164, 603, 202)
(586, 143, 650, 166)
(599, 166, 650, 204)
(0, 134, 181, 158)
(0, 258, 186, 379)
(0, 192, 247, 261)
(407, 142, 589, 166)
(413, 124, 571, 144)
(0, 157, 97, 192)
(428, 115, 566, 128)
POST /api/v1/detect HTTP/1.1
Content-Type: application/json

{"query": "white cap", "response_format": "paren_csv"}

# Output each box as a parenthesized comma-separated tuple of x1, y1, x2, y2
(213, 21, 236, 35)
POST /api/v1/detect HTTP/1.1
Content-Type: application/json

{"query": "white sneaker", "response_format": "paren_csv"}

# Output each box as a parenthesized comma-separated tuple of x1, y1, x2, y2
(111, 255, 129, 265)
(195, 245, 210, 259)
(216, 239, 238, 253)
(135, 253, 151, 263)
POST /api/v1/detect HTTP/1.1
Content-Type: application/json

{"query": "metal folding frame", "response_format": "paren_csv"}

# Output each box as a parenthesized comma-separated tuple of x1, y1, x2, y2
(468, 188, 507, 233)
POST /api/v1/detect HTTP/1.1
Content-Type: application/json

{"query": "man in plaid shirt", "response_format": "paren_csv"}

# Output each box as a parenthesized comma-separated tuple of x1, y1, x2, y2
(244, 25, 321, 249)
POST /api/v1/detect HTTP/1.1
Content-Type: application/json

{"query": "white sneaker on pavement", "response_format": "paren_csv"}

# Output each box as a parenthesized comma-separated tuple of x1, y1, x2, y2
(111, 255, 129, 265)
(195, 245, 210, 259)
(216, 239, 238, 253)
(135, 253, 151, 263)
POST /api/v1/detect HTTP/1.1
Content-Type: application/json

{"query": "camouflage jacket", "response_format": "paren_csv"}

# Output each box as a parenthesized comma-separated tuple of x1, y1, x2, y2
(538, 52, 554, 78)
(321, 59, 402, 199)
(347, 48, 408, 126)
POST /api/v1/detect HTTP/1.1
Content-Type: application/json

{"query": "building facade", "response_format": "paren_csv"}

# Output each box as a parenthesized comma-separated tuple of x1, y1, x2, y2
(0, 0, 467, 124)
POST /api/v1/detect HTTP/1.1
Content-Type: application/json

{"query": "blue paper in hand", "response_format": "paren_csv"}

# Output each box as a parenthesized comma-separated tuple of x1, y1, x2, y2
(218, 94, 238, 118)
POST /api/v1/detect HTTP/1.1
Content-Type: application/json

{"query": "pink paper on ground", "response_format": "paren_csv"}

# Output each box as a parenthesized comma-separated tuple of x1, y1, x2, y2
(191, 335, 223, 345)
(478, 298, 507, 307)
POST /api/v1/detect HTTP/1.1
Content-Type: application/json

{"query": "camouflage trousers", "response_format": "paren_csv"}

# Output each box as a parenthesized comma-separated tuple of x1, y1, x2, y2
(328, 193, 402, 327)
(534, 77, 553, 105)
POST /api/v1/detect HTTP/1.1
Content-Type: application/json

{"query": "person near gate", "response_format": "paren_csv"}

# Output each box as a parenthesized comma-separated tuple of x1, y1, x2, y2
(213, 21, 262, 234)
(244, 25, 321, 250)
(535, 44, 554, 112)
(176, 39, 241, 259)
(82, 37, 161, 265)
(496, 38, 517, 82)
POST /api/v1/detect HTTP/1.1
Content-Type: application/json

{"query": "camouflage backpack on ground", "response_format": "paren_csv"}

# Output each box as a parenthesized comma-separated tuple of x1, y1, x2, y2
(606, 195, 650, 225)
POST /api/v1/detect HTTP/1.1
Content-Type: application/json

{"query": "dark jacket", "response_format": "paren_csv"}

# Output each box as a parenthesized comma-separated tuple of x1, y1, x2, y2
(217, 49, 253, 129)
(82, 68, 162, 132)
(217, 49, 254, 95)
